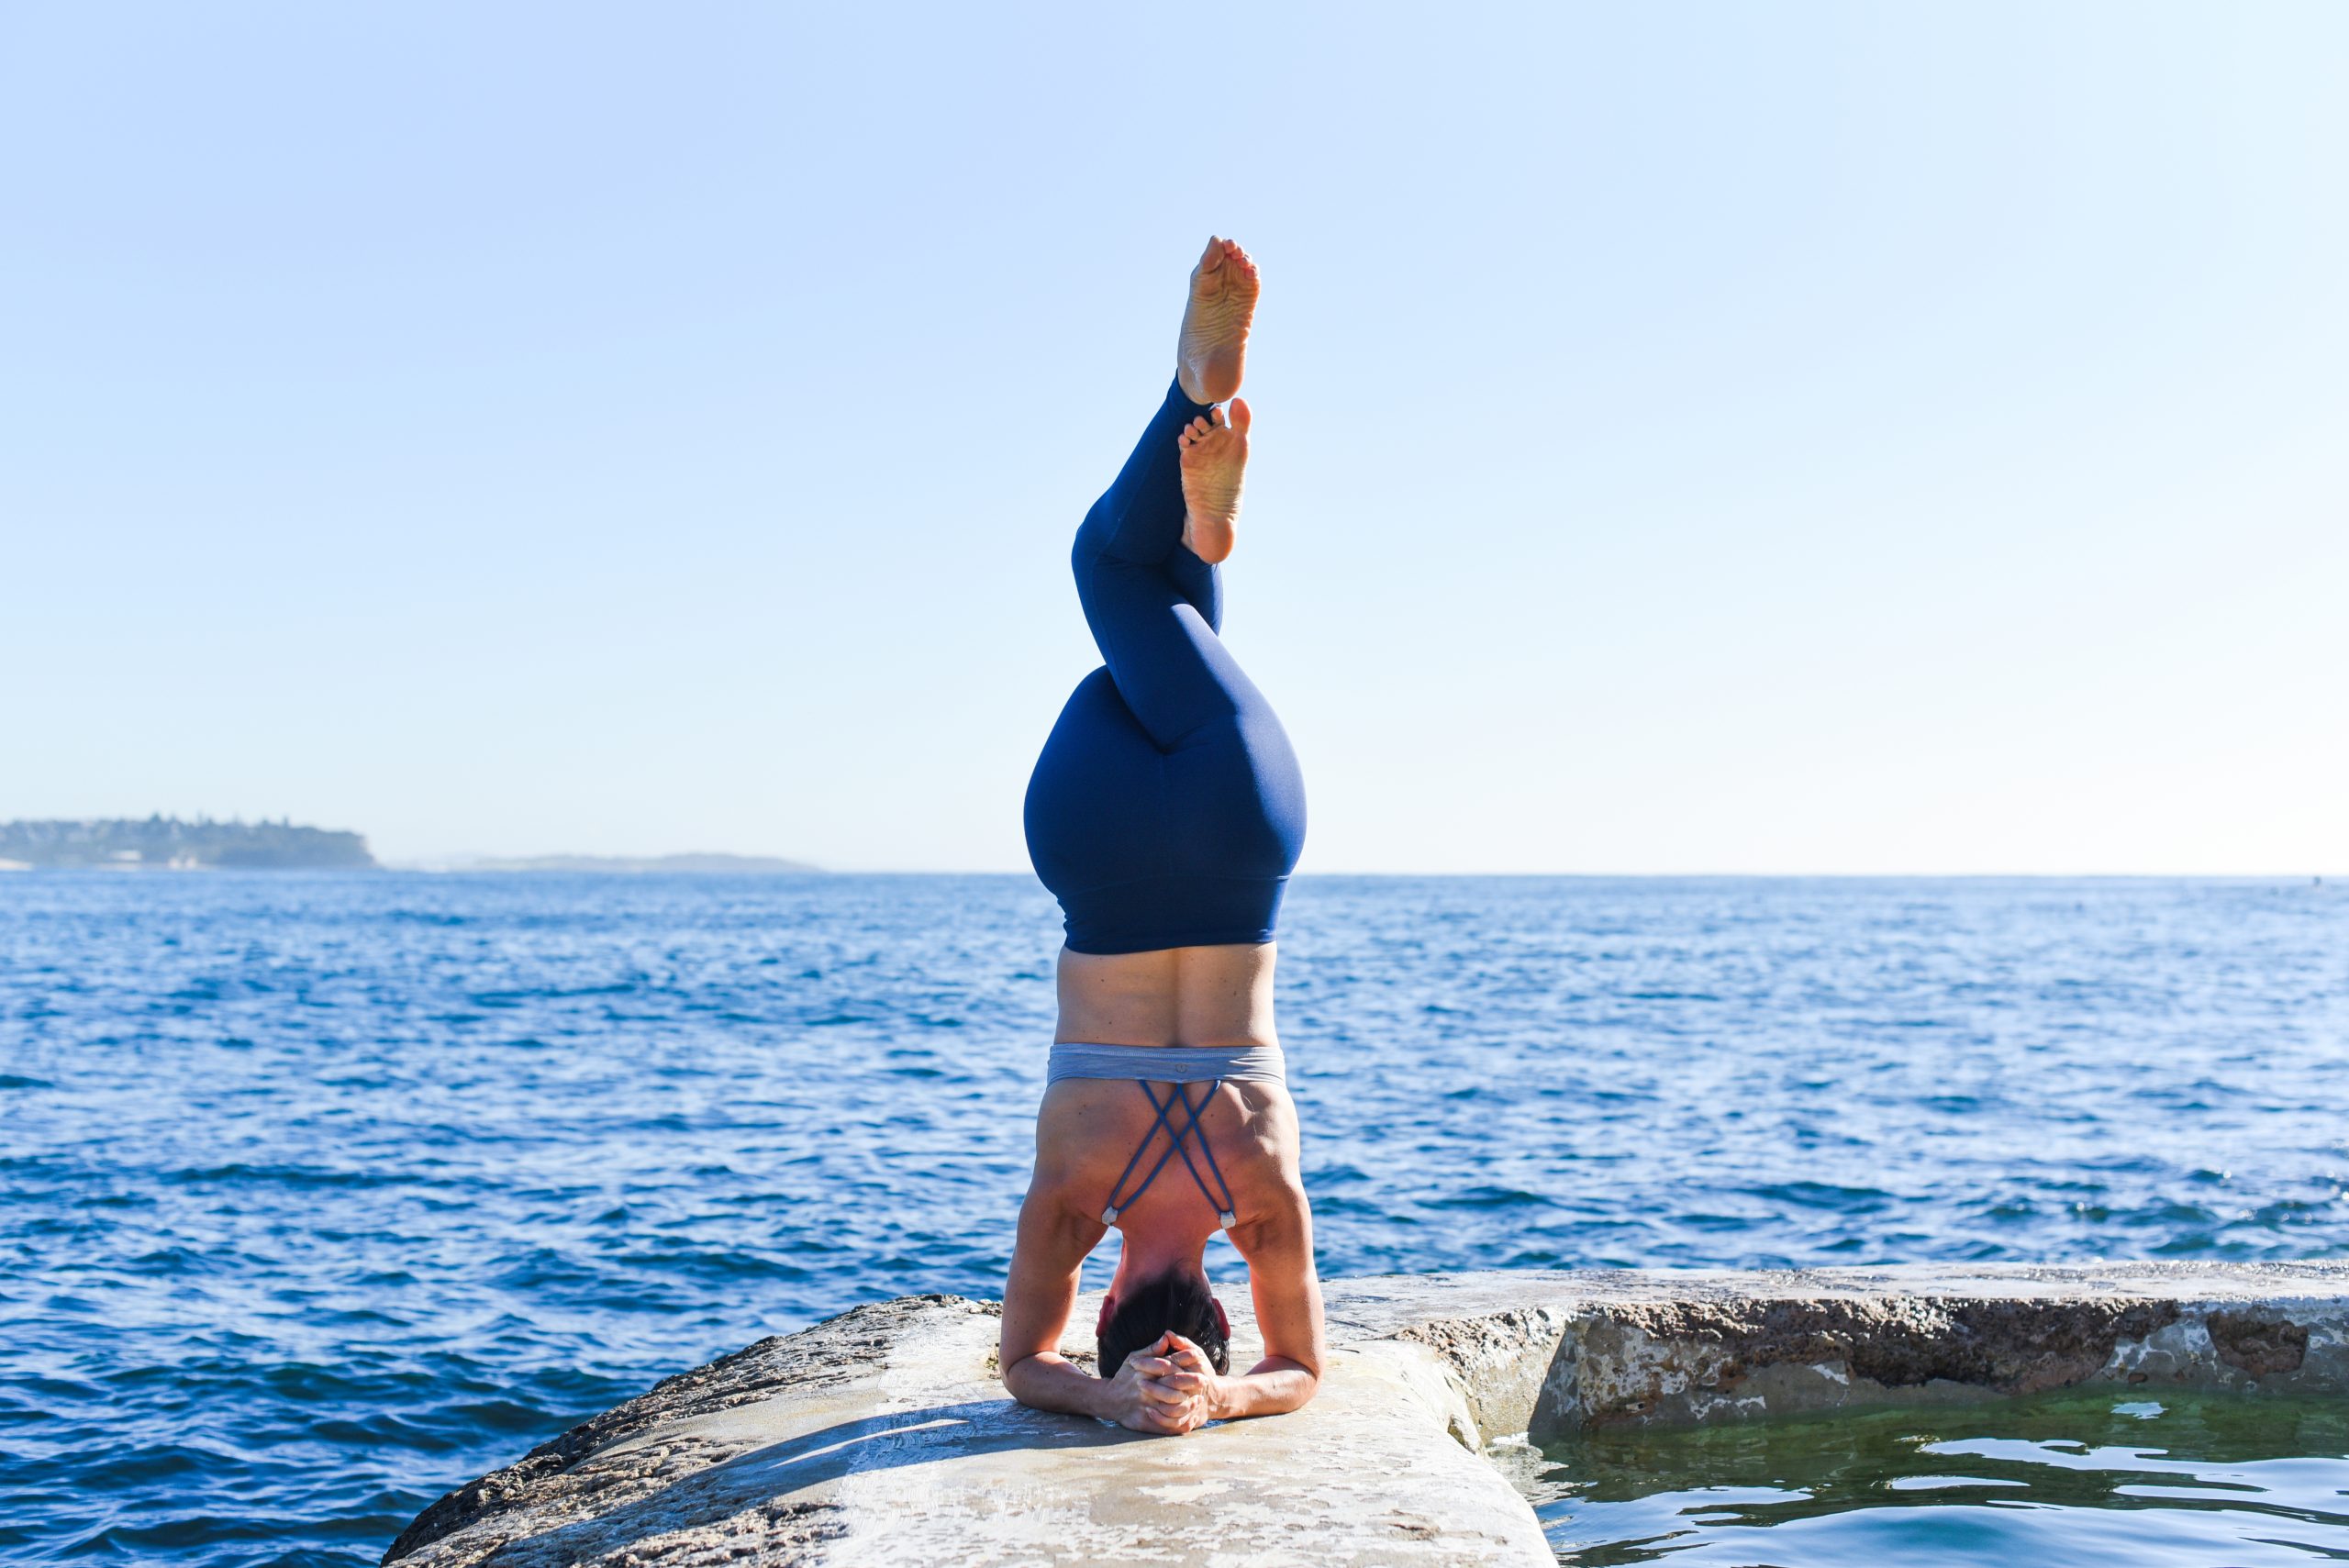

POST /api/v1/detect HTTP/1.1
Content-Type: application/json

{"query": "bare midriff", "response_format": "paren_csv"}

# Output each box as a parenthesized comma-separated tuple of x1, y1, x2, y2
(1052, 941, 1278, 1051)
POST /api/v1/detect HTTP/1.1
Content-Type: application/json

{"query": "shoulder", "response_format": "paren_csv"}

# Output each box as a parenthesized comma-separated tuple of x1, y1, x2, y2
(1019, 1160, 1108, 1237)
(1230, 1172, 1313, 1260)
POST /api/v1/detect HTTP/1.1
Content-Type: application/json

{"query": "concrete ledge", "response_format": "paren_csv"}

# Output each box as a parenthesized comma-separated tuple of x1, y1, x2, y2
(384, 1262, 2349, 1567)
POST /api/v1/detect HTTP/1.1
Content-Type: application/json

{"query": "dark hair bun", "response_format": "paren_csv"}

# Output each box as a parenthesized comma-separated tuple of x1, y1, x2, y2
(1097, 1270, 1231, 1380)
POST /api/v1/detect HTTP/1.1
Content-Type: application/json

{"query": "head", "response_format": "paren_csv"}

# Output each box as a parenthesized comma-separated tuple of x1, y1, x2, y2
(1096, 1267, 1231, 1380)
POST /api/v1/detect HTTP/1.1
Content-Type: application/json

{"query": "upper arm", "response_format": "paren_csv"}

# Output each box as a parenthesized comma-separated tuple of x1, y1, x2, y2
(1233, 1188, 1325, 1379)
(999, 1182, 1104, 1373)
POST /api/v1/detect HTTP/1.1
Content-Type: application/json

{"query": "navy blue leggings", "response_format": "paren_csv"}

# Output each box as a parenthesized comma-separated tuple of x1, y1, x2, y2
(1023, 380, 1307, 955)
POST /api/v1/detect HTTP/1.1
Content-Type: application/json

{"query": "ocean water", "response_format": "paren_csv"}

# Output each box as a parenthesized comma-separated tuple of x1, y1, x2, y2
(2, 873, 2343, 1565)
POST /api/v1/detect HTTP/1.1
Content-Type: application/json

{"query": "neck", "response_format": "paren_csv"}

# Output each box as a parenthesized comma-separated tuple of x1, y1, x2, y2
(1113, 1229, 1206, 1293)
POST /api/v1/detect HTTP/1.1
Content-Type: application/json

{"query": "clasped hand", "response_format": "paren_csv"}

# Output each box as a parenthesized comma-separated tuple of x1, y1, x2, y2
(1106, 1331, 1223, 1435)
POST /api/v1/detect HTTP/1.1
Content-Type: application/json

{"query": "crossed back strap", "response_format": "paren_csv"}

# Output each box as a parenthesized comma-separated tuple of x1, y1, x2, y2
(1098, 1078, 1239, 1231)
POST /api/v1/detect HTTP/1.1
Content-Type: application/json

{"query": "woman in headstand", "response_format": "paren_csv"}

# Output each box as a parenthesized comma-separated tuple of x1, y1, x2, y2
(999, 237, 1324, 1435)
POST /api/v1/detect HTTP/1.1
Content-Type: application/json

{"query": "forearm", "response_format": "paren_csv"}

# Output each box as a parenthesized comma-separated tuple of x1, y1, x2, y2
(1212, 1357, 1319, 1420)
(1003, 1352, 1116, 1420)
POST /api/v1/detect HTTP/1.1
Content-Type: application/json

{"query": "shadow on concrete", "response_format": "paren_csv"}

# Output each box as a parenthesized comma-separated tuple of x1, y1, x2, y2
(484, 1397, 1139, 1563)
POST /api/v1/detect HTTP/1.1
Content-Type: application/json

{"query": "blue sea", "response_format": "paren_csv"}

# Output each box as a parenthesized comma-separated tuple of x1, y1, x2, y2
(3, 873, 2343, 1564)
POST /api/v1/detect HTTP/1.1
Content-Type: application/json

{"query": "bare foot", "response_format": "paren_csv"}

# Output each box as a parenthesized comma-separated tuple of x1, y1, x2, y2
(1177, 398, 1250, 563)
(1176, 236, 1260, 405)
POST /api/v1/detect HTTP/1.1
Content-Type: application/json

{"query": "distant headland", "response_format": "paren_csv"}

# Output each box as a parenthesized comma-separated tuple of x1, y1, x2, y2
(0, 817, 375, 871)
(0, 820, 824, 874)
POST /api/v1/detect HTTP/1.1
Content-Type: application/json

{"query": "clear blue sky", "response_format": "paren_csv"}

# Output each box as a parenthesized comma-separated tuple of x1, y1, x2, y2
(6, 3, 2343, 873)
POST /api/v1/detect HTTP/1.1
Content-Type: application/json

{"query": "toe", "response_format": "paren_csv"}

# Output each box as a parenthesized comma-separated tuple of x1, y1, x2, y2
(1229, 397, 1252, 434)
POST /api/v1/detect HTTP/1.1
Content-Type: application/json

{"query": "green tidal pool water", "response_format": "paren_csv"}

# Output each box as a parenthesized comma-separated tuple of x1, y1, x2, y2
(1493, 1389, 2349, 1567)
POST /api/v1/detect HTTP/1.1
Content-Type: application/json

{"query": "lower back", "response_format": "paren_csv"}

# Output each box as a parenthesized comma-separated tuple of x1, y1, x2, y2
(1054, 941, 1278, 1049)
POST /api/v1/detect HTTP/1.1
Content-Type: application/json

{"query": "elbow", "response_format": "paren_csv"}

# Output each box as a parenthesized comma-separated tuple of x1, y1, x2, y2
(1284, 1366, 1322, 1416)
(1261, 1351, 1319, 1387)
(1002, 1351, 1105, 1422)
(1245, 1355, 1320, 1413)
(999, 1351, 1052, 1409)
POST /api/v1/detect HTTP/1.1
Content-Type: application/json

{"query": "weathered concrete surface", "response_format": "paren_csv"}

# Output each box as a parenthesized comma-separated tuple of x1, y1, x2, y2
(386, 1262, 2349, 1567)
(384, 1291, 1545, 1568)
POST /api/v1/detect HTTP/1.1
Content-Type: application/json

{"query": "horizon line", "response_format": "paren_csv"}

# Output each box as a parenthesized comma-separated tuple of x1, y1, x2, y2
(373, 864, 2343, 880)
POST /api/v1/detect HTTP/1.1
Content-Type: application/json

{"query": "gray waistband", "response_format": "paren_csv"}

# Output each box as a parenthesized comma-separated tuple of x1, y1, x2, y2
(1047, 1042, 1286, 1085)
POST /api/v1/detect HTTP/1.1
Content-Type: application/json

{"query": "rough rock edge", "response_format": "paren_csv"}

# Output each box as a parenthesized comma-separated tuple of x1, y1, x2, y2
(383, 1296, 996, 1563)
(2208, 1308, 2310, 1374)
(1568, 1296, 2185, 1414)
(1379, 1283, 2345, 1445)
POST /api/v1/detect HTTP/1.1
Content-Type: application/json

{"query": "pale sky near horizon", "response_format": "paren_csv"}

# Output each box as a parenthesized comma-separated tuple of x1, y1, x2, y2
(5, 4, 2344, 873)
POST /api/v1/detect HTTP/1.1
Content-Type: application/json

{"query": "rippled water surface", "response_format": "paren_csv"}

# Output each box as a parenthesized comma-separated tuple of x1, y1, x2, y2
(1501, 1388, 2349, 1565)
(3, 873, 2343, 1564)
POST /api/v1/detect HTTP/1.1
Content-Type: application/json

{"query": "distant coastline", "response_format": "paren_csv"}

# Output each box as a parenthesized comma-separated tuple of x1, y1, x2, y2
(401, 853, 822, 875)
(0, 822, 821, 875)
(0, 817, 375, 871)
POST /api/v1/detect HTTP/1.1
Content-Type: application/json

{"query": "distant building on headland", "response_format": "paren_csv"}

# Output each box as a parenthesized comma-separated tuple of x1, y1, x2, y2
(0, 816, 376, 870)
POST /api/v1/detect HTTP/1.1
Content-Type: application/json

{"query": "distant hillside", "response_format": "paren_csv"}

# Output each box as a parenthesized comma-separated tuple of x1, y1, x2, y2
(439, 853, 821, 874)
(0, 816, 375, 870)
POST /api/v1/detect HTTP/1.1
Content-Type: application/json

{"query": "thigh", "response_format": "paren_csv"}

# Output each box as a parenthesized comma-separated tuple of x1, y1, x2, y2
(1024, 669, 1168, 897)
(1161, 702, 1308, 884)
(1074, 557, 1249, 751)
